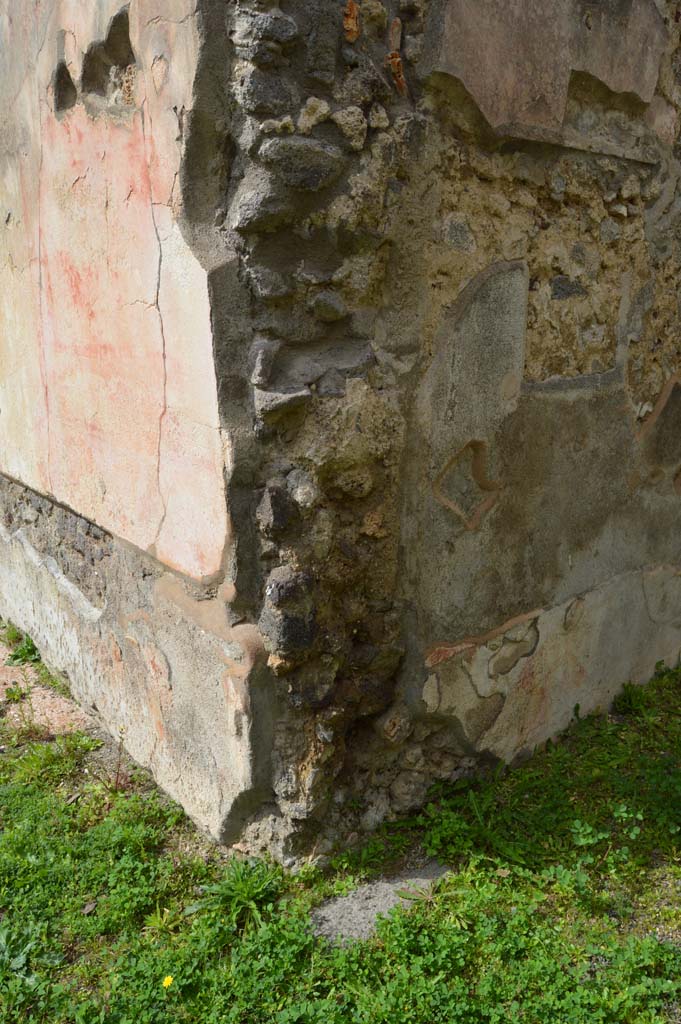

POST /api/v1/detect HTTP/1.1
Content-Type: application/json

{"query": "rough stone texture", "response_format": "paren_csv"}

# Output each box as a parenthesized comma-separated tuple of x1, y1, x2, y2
(3, 0, 681, 861)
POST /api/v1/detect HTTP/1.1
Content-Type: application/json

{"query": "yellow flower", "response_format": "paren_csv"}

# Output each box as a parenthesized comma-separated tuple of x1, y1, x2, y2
(162, 975, 174, 989)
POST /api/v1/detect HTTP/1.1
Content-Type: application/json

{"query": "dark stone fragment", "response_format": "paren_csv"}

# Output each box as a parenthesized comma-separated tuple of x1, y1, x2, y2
(337, 674, 395, 716)
(233, 188, 295, 234)
(256, 486, 298, 538)
(341, 45, 362, 68)
(642, 381, 681, 468)
(239, 68, 294, 117)
(264, 565, 312, 606)
(259, 566, 317, 657)
(246, 265, 295, 301)
(309, 289, 348, 322)
(259, 606, 317, 657)
(369, 645, 405, 681)
(237, 42, 285, 68)
(259, 137, 345, 192)
(551, 275, 587, 300)
(253, 12, 299, 44)
(305, 3, 341, 85)
(340, 62, 392, 106)
(287, 659, 340, 709)
(254, 387, 312, 424)
(349, 641, 379, 669)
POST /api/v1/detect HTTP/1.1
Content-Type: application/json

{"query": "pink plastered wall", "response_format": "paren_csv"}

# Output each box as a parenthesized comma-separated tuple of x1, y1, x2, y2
(0, 1, 229, 581)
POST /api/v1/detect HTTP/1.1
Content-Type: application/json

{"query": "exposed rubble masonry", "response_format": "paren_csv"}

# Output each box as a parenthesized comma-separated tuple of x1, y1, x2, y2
(1, 0, 681, 862)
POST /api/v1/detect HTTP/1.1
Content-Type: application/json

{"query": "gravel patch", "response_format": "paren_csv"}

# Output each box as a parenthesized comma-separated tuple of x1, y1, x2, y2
(312, 861, 448, 943)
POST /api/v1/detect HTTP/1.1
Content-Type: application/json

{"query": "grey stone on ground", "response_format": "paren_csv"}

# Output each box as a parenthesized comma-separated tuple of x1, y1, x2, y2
(312, 861, 448, 943)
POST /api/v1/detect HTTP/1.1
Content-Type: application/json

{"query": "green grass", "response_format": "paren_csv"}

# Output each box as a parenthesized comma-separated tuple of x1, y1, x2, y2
(1, 619, 71, 698)
(0, 662, 680, 1022)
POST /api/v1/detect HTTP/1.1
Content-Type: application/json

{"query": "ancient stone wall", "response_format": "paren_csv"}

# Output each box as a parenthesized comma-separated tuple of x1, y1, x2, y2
(2, 0, 681, 861)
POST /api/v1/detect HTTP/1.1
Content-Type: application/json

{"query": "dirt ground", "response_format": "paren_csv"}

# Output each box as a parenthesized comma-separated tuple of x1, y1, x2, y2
(0, 640, 94, 737)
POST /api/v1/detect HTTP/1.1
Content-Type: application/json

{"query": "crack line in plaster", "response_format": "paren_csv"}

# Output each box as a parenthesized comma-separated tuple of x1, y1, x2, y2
(36, 91, 54, 496)
(5, 14, 55, 117)
(105, 178, 111, 286)
(426, 608, 545, 669)
(457, 658, 483, 700)
(145, 10, 198, 29)
(141, 99, 169, 548)
(614, 269, 633, 370)
(639, 565, 681, 626)
(427, 557, 681, 677)
(71, 170, 90, 189)
(168, 171, 179, 209)
(637, 373, 681, 443)
(36, 15, 52, 75)
(646, 158, 681, 239)
(641, 568, 657, 625)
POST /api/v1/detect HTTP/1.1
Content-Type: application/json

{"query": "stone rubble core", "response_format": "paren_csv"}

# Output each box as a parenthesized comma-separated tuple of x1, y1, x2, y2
(1, 0, 681, 863)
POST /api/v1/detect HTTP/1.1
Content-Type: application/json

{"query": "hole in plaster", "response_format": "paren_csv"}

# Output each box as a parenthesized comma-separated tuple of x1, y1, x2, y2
(81, 8, 137, 107)
(54, 61, 77, 112)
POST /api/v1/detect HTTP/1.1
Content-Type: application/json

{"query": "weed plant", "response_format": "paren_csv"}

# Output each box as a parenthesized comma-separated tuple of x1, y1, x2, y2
(1, 619, 71, 697)
(4, 634, 40, 668)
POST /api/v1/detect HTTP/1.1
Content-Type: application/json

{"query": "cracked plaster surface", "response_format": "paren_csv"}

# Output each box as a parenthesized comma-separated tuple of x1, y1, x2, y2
(0, 0, 228, 580)
(419, 566, 681, 763)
